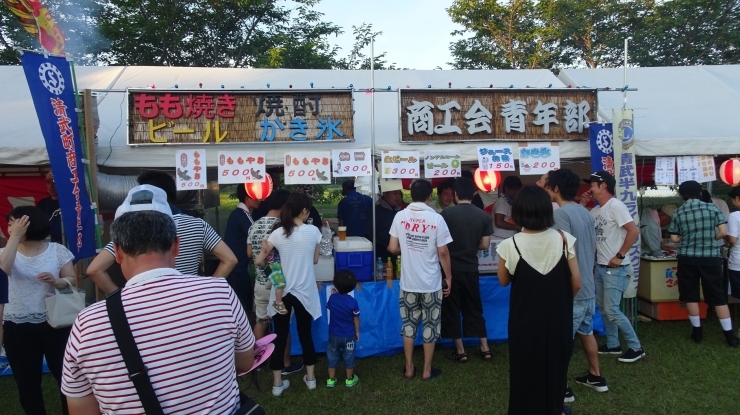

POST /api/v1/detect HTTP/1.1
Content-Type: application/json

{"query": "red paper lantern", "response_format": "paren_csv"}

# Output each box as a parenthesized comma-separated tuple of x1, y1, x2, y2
(719, 159, 740, 187)
(245, 174, 273, 200)
(474, 168, 500, 192)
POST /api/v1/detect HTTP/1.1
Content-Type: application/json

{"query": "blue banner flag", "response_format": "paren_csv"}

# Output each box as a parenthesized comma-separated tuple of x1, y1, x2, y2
(589, 123, 614, 175)
(21, 51, 96, 260)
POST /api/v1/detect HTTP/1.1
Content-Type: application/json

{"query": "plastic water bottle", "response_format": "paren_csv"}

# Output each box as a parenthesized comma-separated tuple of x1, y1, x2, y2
(377, 257, 384, 280)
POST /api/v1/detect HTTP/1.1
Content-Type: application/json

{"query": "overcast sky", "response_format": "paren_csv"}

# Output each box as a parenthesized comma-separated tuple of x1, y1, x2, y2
(312, 0, 461, 70)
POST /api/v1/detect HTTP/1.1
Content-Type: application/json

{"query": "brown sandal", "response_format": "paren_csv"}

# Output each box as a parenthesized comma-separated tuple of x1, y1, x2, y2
(477, 349, 493, 361)
(445, 350, 468, 363)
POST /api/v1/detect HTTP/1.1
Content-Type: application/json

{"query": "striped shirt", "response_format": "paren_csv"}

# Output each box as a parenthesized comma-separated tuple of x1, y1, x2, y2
(669, 199, 727, 258)
(104, 214, 221, 275)
(62, 268, 254, 414)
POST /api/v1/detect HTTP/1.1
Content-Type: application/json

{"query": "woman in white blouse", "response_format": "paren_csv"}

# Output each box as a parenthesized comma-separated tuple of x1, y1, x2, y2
(255, 192, 322, 397)
(1, 206, 77, 415)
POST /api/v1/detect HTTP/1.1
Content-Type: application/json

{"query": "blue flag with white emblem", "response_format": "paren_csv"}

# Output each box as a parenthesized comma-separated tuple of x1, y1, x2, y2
(21, 51, 96, 261)
(589, 123, 614, 175)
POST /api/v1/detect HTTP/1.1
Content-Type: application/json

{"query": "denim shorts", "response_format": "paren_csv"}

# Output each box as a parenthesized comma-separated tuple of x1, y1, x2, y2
(326, 335, 356, 369)
(572, 298, 595, 337)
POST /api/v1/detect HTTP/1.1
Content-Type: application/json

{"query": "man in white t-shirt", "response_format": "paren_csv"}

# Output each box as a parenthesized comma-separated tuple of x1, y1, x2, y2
(389, 180, 453, 381)
(725, 186, 740, 300)
(581, 171, 644, 363)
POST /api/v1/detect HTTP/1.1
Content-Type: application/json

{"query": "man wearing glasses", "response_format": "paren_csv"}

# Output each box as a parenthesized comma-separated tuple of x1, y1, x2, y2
(581, 171, 644, 363)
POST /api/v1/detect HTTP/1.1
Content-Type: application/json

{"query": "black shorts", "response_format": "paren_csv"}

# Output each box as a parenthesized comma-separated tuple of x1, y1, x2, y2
(676, 257, 726, 306)
(729, 269, 740, 300)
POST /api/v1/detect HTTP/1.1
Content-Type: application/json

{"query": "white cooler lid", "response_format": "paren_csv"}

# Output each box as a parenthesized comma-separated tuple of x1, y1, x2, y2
(333, 236, 372, 252)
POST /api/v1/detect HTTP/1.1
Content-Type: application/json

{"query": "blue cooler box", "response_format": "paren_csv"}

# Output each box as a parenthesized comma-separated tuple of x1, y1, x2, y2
(334, 236, 374, 282)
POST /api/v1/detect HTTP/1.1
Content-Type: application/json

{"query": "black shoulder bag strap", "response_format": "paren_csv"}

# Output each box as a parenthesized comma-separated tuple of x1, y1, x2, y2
(107, 290, 165, 415)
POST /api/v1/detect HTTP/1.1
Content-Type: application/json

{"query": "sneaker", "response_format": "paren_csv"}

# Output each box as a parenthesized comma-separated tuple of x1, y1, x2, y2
(326, 378, 337, 388)
(345, 374, 359, 387)
(618, 348, 645, 363)
(691, 326, 703, 344)
(281, 362, 304, 375)
(597, 344, 622, 354)
(272, 302, 288, 315)
(724, 330, 740, 348)
(575, 372, 609, 392)
(272, 380, 290, 397)
(303, 375, 316, 390)
(563, 386, 575, 403)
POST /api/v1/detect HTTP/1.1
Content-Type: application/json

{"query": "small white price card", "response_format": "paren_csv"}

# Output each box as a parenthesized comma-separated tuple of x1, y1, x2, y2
(175, 149, 207, 190)
(217, 151, 266, 184)
(331, 148, 372, 177)
(284, 151, 332, 184)
(677, 156, 716, 184)
(654, 157, 676, 186)
(424, 150, 462, 179)
(518, 145, 560, 175)
(477, 145, 515, 171)
(381, 151, 420, 179)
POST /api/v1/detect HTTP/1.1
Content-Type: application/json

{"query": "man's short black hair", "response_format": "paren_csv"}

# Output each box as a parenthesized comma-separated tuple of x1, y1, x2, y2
(512, 186, 554, 231)
(137, 171, 177, 204)
(410, 179, 433, 202)
(265, 189, 290, 212)
(729, 186, 740, 200)
(453, 177, 476, 201)
(333, 270, 356, 294)
(8, 206, 49, 241)
(437, 180, 454, 196)
(236, 183, 250, 203)
(342, 179, 356, 196)
(503, 175, 523, 191)
(546, 169, 580, 201)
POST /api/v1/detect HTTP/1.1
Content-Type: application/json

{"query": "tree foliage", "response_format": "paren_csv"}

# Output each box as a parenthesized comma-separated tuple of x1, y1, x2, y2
(447, 0, 740, 69)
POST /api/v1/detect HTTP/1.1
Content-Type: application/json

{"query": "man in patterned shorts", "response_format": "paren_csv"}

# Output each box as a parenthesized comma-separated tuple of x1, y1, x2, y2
(389, 179, 453, 381)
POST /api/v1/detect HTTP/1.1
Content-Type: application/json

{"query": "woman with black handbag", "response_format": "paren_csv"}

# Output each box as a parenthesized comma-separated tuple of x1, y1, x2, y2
(1, 206, 77, 415)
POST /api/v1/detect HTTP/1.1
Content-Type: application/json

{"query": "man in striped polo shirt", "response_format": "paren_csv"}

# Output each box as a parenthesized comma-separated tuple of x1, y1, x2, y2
(62, 187, 255, 414)
(88, 171, 237, 294)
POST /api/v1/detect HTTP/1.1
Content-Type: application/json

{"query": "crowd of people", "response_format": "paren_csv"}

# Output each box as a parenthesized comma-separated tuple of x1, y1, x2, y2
(1, 167, 739, 415)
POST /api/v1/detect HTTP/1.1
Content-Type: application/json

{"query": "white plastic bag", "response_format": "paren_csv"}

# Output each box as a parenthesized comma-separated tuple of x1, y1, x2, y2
(45, 280, 85, 328)
(320, 222, 334, 256)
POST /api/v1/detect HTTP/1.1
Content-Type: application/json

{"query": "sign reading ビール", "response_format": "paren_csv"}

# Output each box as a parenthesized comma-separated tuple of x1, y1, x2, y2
(424, 150, 461, 179)
(381, 151, 420, 179)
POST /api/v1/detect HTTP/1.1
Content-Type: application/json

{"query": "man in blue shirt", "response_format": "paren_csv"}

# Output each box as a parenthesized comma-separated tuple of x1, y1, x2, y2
(224, 184, 261, 313)
(337, 180, 372, 239)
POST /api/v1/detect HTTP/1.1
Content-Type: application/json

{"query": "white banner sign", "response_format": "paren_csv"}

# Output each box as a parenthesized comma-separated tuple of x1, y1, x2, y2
(175, 149, 206, 190)
(477, 145, 515, 171)
(216, 151, 266, 184)
(331, 148, 372, 177)
(677, 156, 716, 184)
(424, 150, 462, 179)
(284, 151, 332, 184)
(654, 157, 676, 186)
(381, 151, 420, 179)
(518, 145, 560, 175)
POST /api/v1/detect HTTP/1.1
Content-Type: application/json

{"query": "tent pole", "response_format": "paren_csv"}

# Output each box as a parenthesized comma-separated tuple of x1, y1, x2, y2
(371, 37, 378, 280)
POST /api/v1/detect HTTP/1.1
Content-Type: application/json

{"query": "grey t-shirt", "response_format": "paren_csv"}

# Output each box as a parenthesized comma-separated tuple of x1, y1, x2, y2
(553, 203, 596, 300)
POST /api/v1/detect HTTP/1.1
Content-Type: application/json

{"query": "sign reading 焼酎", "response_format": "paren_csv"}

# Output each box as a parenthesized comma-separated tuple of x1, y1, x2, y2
(128, 89, 354, 145)
(400, 89, 597, 142)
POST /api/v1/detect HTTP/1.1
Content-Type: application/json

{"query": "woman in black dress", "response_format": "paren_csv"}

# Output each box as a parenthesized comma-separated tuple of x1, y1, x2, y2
(496, 186, 581, 415)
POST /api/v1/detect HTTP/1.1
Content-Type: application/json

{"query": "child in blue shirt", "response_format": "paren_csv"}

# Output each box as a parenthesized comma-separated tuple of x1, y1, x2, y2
(326, 270, 360, 387)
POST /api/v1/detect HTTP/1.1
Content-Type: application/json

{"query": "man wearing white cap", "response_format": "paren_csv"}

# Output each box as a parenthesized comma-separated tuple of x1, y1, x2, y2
(62, 185, 255, 413)
(88, 176, 237, 294)
(375, 178, 404, 268)
(639, 204, 677, 257)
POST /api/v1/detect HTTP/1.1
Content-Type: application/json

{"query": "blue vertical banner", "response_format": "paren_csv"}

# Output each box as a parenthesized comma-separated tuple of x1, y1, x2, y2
(589, 123, 614, 175)
(21, 51, 96, 260)
(612, 109, 640, 298)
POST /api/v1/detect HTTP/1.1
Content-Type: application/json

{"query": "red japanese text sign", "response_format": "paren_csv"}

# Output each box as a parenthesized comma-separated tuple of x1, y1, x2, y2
(127, 89, 354, 145)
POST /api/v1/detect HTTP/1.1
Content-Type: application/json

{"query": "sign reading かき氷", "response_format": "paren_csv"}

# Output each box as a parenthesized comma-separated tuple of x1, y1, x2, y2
(128, 90, 354, 145)
(400, 89, 597, 142)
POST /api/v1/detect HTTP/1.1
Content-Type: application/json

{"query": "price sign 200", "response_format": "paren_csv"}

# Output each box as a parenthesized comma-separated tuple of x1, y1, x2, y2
(532, 162, 557, 169)
(433, 169, 458, 177)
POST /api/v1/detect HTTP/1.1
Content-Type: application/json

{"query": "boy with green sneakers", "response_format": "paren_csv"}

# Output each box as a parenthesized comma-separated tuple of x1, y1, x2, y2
(326, 270, 361, 387)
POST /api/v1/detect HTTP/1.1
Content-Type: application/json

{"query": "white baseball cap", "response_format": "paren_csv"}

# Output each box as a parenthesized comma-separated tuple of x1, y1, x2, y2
(115, 185, 173, 219)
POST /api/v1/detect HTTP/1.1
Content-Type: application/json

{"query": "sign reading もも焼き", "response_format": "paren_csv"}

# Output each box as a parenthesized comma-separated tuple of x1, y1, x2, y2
(400, 89, 597, 142)
(477, 145, 515, 171)
(127, 89, 354, 145)
(677, 156, 716, 184)
(424, 150, 461, 179)
(217, 151, 266, 184)
(382, 151, 420, 179)
(518, 145, 560, 175)
(331, 149, 372, 177)
(284, 151, 332, 184)
(175, 149, 206, 189)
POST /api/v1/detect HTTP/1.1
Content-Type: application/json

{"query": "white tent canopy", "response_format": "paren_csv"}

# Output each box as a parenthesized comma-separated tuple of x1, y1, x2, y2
(558, 65, 740, 157)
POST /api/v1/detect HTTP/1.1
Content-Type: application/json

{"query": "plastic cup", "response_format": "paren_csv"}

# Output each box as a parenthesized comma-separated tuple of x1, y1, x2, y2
(338, 226, 347, 241)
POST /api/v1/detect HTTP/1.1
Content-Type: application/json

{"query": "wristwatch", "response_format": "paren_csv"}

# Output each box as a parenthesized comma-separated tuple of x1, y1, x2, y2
(615, 252, 625, 260)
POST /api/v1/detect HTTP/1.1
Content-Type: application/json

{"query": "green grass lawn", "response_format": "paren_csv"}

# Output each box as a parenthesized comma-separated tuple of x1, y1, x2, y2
(2, 314, 740, 414)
